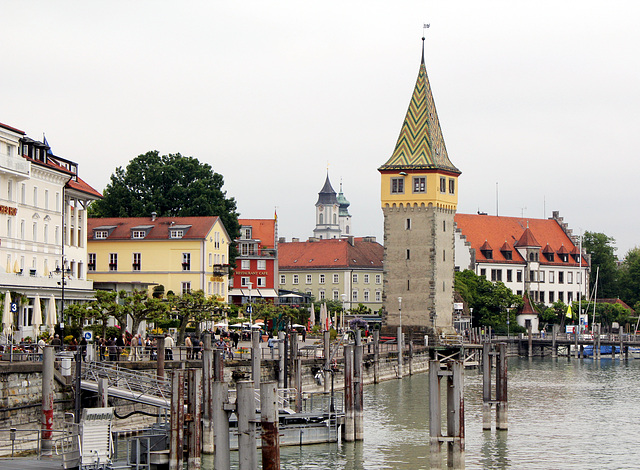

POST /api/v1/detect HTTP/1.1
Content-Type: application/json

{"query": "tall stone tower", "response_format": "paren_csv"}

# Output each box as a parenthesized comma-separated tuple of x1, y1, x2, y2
(378, 39, 461, 333)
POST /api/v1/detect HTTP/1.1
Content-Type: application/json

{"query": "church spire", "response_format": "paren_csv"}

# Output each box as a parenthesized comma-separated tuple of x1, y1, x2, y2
(379, 38, 460, 174)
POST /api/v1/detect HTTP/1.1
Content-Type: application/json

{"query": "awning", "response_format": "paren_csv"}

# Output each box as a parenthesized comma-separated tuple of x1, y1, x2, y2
(228, 288, 278, 298)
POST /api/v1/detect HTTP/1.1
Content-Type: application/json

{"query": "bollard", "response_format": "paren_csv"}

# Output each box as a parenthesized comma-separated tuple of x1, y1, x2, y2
(169, 370, 185, 470)
(41, 346, 55, 456)
(354, 343, 364, 441)
(98, 378, 109, 408)
(237, 381, 258, 470)
(551, 324, 558, 358)
(260, 381, 280, 470)
(202, 334, 214, 454)
(292, 332, 303, 413)
(409, 341, 414, 376)
(343, 344, 355, 442)
(212, 382, 230, 470)
(527, 325, 533, 357)
(496, 343, 508, 430)
(482, 343, 492, 430)
(251, 330, 261, 389)
(157, 336, 165, 380)
(373, 330, 380, 384)
(213, 349, 224, 382)
(397, 326, 403, 378)
(187, 368, 202, 469)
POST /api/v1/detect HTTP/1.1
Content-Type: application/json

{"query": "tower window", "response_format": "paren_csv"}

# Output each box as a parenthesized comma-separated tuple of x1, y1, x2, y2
(406, 249, 410, 260)
(405, 218, 411, 230)
(439, 177, 446, 193)
(449, 179, 455, 194)
(413, 177, 426, 193)
(391, 178, 404, 194)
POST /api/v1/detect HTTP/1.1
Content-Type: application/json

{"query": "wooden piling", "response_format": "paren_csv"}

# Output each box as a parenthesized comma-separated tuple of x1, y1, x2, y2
(169, 370, 185, 470)
(187, 368, 202, 469)
(323, 330, 331, 392)
(202, 334, 214, 454)
(237, 381, 258, 470)
(251, 330, 261, 389)
(213, 349, 224, 382)
(343, 344, 355, 442)
(278, 331, 286, 388)
(291, 332, 302, 413)
(429, 360, 442, 456)
(496, 343, 508, 430)
(552, 324, 558, 358)
(41, 346, 55, 456)
(446, 360, 465, 468)
(98, 378, 109, 408)
(354, 343, 364, 441)
(260, 381, 280, 470)
(157, 336, 165, 380)
(373, 330, 380, 384)
(408, 341, 414, 376)
(482, 343, 492, 430)
(212, 382, 230, 470)
(527, 325, 533, 357)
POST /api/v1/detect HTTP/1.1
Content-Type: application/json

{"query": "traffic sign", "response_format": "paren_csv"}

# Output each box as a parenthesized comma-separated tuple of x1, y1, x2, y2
(10, 302, 17, 313)
(246, 305, 252, 314)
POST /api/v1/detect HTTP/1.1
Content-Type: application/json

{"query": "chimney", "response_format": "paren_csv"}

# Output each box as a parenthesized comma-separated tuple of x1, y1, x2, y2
(151, 212, 157, 221)
(278, 237, 286, 243)
(347, 236, 355, 246)
(292, 237, 300, 243)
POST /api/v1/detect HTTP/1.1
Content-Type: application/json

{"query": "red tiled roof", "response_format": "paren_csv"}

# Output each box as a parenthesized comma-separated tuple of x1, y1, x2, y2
(597, 298, 635, 313)
(67, 175, 102, 198)
(238, 218, 276, 248)
(454, 214, 588, 267)
(88, 216, 223, 241)
(515, 227, 541, 247)
(500, 241, 511, 252)
(279, 238, 383, 270)
(480, 240, 492, 251)
(23, 154, 102, 199)
(518, 294, 538, 315)
(0, 122, 25, 135)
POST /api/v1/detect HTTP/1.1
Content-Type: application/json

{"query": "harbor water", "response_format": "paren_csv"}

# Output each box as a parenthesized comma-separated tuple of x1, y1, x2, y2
(202, 356, 640, 469)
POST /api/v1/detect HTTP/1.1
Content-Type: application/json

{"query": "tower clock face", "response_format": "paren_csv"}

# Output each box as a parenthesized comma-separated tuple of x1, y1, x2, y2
(318, 205, 324, 211)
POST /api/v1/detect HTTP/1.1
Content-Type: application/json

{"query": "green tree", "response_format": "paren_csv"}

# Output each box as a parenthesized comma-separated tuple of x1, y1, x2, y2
(89, 290, 126, 338)
(120, 289, 169, 336)
(89, 151, 240, 263)
(454, 269, 523, 333)
(168, 290, 223, 344)
(583, 231, 619, 298)
(619, 248, 640, 307)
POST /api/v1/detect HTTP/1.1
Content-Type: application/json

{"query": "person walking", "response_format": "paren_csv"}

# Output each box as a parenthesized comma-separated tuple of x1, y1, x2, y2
(185, 335, 193, 360)
(164, 333, 174, 360)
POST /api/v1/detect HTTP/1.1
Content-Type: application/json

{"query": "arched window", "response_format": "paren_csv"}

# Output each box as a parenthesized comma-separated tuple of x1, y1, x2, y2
(319, 213, 324, 224)
(333, 214, 337, 224)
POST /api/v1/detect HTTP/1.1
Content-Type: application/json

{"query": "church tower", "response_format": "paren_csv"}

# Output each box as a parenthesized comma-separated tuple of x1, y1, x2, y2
(313, 173, 341, 239)
(379, 39, 461, 332)
(337, 181, 352, 236)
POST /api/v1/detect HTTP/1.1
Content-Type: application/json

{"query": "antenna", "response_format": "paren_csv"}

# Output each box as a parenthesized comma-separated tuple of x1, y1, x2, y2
(423, 23, 430, 38)
(496, 182, 499, 217)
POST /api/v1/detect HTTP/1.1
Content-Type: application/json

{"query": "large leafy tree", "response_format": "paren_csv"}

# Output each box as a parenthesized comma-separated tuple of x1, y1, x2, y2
(583, 231, 619, 298)
(619, 248, 640, 307)
(89, 151, 240, 262)
(120, 289, 169, 336)
(167, 290, 224, 344)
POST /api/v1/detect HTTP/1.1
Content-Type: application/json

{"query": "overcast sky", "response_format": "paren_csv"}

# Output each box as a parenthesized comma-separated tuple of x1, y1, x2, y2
(4, 1, 639, 257)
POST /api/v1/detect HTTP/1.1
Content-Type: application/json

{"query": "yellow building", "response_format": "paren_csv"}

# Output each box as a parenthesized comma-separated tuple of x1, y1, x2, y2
(87, 215, 230, 299)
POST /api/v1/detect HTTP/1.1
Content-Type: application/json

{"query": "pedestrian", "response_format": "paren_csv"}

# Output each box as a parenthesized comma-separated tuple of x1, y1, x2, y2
(108, 338, 118, 361)
(164, 333, 174, 360)
(116, 334, 125, 361)
(193, 339, 202, 360)
(51, 334, 62, 352)
(185, 335, 193, 360)
(79, 336, 88, 361)
(302, 328, 306, 342)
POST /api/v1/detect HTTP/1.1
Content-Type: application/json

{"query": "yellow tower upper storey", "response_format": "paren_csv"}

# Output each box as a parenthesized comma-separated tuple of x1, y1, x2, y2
(379, 40, 460, 210)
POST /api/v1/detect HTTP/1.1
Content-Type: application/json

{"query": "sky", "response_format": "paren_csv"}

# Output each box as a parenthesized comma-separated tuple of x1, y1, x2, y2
(4, 1, 640, 257)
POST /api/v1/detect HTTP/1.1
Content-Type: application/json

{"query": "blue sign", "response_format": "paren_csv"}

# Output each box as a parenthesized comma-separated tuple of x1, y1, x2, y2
(84, 331, 93, 341)
(246, 305, 252, 314)
(10, 302, 17, 313)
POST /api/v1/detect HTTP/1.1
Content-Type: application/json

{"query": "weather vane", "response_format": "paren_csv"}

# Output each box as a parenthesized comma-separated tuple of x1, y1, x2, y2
(423, 23, 430, 39)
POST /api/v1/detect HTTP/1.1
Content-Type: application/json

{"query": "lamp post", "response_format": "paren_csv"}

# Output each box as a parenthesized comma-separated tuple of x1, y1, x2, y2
(55, 261, 69, 332)
(247, 281, 253, 325)
(341, 293, 347, 333)
(398, 297, 402, 331)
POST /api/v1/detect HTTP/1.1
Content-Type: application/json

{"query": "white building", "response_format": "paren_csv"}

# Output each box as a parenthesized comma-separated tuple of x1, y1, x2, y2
(0, 122, 101, 341)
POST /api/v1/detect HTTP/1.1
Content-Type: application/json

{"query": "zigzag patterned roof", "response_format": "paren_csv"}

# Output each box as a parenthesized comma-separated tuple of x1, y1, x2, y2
(379, 42, 460, 173)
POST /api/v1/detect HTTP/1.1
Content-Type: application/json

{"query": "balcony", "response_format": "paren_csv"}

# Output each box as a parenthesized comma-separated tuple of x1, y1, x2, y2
(0, 153, 29, 176)
(213, 264, 230, 276)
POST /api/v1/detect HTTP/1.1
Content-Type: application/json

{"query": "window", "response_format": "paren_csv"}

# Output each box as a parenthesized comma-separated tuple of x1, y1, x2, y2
(549, 291, 555, 303)
(507, 270, 513, 282)
(243, 227, 252, 240)
(529, 270, 537, 282)
(406, 218, 411, 230)
(182, 282, 191, 295)
(406, 249, 410, 260)
(549, 271, 555, 283)
(32, 222, 37, 242)
(364, 274, 370, 284)
(502, 250, 513, 261)
(391, 177, 404, 194)
(257, 259, 266, 270)
(319, 290, 325, 300)
(43, 224, 48, 243)
(352, 290, 358, 302)
(539, 271, 545, 282)
(567, 292, 573, 302)
(375, 290, 381, 302)
(480, 268, 486, 277)
(491, 269, 502, 282)
(88, 253, 96, 271)
(182, 253, 191, 271)
(170, 230, 184, 239)
(55, 226, 60, 245)
(364, 290, 370, 302)
(6, 218, 11, 238)
(577, 272, 582, 284)
(293, 275, 299, 285)
(517, 290, 522, 296)
(306, 274, 312, 284)
(7, 180, 12, 201)
(443, 250, 446, 261)
(241, 277, 250, 287)
(333, 290, 340, 300)
(558, 292, 564, 302)
(280, 274, 286, 284)
(94, 230, 108, 239)
(567, 272, 573, 284)
(352, 273, 358, 283)
(558, 272, 564, 284)
(43, 189, 48, 209)
(21, 183, 26, 203)
(439, 177, 446, 193)
(540, 291, 545, 303)
(209, 253, 213, 266)
(132, 230, 146, 239)
(55, 192, 60, 211)
(413, 177, 426, 193)
(109, 253, 118, 271)
(20, 220, 25, 239)
(257, 277, 266, 287)
(449, 179, 455, 194)
(132, 253, 141, 271)
(241, 260, 250, 270)
(375, 274, 381, 284)
(319, 274, 325, 284)
(517, 270, 523, 282)
(333, 273, 339, 284)
(33, 187, 38, 207)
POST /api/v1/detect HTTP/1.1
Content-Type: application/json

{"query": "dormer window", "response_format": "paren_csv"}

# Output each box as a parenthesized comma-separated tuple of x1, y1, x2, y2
(500, 242, 512, 260)
(132, 230, 146, 239)
(170, 229, 184, 239)
(95, 230, 108, 239)
(480, 240, 493, 260)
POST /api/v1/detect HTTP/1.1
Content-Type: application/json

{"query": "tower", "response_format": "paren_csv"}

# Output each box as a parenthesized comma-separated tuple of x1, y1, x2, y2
(378, 39, 461, 332)
(337, 180, 352, 236)
(313, 173, 341, 239)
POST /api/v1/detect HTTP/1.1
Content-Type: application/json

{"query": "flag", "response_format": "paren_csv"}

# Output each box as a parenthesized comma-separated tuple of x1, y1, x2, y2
(274, 209, 277, 221)
(43, 134, 53, 155)
(566, 305, 573, 319)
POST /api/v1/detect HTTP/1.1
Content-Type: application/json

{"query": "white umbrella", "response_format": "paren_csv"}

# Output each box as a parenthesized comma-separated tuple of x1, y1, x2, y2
(251, 324, 263, 329)
(2, 291, 12, 338)
(32, 294, 42, 338)
(214, 322, 228, 328)
(291, 324, 305, 328)
(320, 303, 327, 331)
(46, 294, 57, 335)
(309, 304, 315, 326)
(229, 323, 243, 328)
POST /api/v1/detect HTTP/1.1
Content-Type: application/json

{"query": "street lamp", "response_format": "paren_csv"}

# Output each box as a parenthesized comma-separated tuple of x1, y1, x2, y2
(55, 261, 70, 331)
(398, 296, 402, 331)
(341, 293, 347, 332)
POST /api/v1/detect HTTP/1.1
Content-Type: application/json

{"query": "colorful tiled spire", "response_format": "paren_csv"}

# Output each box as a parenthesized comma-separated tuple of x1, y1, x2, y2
(379, 39, 460, 173)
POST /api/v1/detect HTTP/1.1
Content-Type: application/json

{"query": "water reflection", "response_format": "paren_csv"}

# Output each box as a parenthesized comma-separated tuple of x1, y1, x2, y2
(202, 357, 640, 469)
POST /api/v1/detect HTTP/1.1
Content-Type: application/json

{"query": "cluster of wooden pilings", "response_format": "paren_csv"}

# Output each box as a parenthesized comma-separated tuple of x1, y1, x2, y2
(482, 342, 508, 431)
